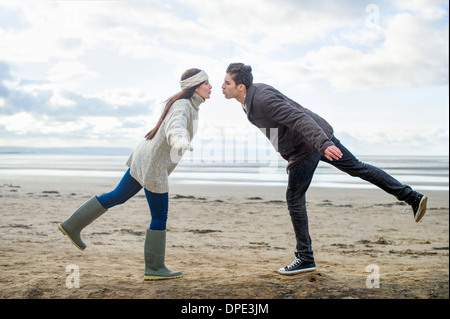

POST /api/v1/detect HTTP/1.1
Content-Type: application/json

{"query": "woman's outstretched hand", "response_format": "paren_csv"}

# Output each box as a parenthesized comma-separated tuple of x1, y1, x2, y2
(172, 138, 193, 152)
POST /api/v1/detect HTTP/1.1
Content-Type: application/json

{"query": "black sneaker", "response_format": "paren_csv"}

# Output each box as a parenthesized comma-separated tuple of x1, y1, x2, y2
(412, 193, 428, 222)
(278, 253, 316, 275)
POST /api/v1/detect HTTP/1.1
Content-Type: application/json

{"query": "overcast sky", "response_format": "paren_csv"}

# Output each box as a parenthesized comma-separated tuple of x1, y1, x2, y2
(0, 0, 448, 156)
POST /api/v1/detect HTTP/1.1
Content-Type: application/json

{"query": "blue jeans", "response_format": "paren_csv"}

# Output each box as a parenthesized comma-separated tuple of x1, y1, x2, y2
(286, 137, 417, 262)
(97, 169, 169, 230)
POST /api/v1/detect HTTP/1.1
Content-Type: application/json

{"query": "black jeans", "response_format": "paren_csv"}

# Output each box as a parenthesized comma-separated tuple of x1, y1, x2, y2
(286, 136, 417, 262)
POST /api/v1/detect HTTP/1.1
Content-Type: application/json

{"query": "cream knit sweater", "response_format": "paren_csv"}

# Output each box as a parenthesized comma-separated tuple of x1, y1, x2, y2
(126, 93, 204, 193)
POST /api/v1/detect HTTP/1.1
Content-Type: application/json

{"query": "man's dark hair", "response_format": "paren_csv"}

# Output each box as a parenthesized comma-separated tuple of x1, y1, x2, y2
(226, 63, 253, 89)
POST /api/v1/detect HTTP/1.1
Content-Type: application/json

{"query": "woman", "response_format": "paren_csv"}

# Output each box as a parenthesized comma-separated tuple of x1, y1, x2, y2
(58, 68, 212, 280)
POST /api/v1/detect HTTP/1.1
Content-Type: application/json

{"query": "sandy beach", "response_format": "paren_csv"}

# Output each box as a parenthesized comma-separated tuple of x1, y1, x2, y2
(0, 174, 448, 300)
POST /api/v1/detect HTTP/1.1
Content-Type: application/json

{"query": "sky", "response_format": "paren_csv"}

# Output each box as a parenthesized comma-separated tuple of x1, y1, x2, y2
(0, 0, 448, 158)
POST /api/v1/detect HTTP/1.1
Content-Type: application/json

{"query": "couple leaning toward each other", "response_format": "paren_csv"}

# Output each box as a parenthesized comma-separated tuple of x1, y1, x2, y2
(58, 63, 428, 280)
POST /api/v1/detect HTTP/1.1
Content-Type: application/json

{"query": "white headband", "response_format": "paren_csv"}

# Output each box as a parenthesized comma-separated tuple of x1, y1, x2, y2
(180, 70, 208, 90)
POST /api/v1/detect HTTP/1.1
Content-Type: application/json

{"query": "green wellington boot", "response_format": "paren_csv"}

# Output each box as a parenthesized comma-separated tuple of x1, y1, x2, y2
(58, 196, 107, 251)
(144, 229, 183, 280)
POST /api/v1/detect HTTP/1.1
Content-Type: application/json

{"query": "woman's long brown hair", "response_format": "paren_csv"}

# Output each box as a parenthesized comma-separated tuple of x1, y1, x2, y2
(145, 68, 203, 140)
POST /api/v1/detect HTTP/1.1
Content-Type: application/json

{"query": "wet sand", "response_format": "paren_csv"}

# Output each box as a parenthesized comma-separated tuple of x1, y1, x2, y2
(0, 175, 448, 300)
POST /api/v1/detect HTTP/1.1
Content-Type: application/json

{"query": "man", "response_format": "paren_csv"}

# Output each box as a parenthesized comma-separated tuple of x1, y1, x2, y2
(222, 63, 428, 275)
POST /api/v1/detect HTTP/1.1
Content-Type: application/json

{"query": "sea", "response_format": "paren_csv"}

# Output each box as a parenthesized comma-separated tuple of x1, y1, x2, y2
(0, 151, 448, 192)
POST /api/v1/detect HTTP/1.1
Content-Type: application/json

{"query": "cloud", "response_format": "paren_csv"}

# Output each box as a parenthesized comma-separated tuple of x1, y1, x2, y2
(174, 0, 364, 54)
(254, 9, 448, 90)
(1, 1, 447, 90)
(0, 60, 158, 147)
(392, 0, 448, 19)
(0, 66, 11, 97)
(0, 0, 448, 154)
(45, 61, 100, 89)
(336, 127, 449, 156)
